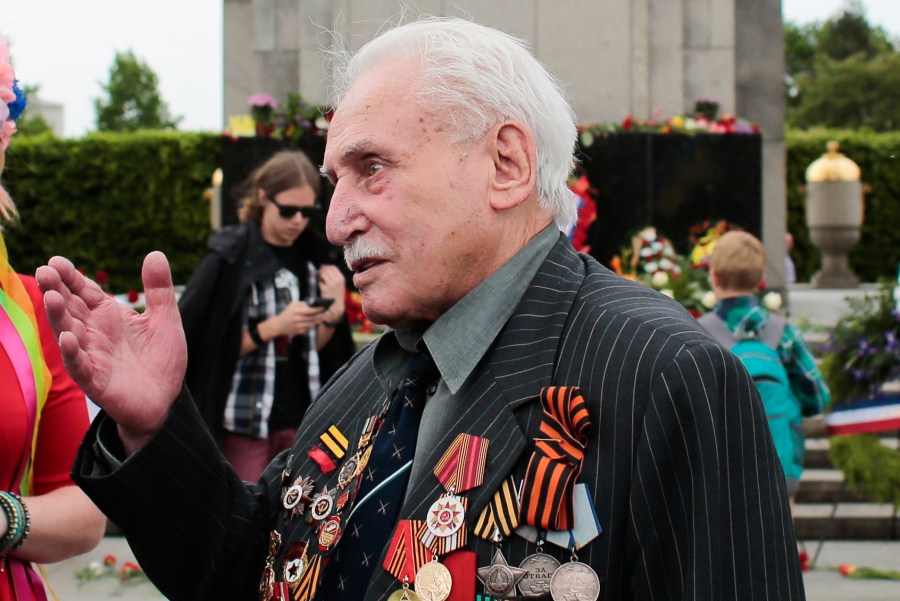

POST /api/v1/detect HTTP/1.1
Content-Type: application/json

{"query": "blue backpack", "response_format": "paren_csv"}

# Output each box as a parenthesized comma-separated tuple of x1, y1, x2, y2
(698, 312, 804, 479)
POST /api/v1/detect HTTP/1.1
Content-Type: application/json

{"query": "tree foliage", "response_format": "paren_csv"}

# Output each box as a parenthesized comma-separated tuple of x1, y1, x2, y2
(785, 1, 899, 131)
(94, 50, 180, 132)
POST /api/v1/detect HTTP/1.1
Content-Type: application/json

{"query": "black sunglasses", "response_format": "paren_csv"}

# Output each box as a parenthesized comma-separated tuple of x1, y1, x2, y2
(268, 196, 321, 219)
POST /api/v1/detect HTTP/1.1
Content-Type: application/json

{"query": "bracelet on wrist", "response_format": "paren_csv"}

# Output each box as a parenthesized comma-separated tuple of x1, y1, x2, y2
(0, 492, 31, 566)
(248, 322, 265, 347)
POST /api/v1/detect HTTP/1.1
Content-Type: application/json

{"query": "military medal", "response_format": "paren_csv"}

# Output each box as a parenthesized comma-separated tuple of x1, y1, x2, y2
(259, 531, 282, 601)
(518, 542, 561, 598)
(337, 416, 378, 488)
(549, 559, 600, 601)
(425, 494, 466, 538)
(282, 541, 308, 585)
(414, 559, 452, 601)
(309, 486, 335, 522)
(387, 583, 422, 601)
(476, 547, 528, 599)
(282, 476, 315, 520)
(420, 433, 489, 556)
(317, 515, 342, 550)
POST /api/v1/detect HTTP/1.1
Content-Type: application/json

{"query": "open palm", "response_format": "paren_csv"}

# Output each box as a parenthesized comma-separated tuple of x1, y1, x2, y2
(37, 251, 187, 452)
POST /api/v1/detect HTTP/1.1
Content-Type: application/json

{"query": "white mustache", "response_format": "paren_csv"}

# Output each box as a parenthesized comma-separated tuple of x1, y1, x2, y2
(343, 238, 388, 271)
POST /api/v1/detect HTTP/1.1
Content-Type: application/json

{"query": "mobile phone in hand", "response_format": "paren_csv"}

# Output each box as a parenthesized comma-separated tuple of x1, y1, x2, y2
(309, 298, 335, 310)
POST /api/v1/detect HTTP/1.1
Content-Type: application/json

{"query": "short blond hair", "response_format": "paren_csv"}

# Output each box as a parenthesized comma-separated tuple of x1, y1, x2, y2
(710, 231, 765, 292)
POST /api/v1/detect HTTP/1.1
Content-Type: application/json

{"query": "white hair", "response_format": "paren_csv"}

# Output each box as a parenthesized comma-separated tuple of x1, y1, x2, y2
(327, 17, 578, 230)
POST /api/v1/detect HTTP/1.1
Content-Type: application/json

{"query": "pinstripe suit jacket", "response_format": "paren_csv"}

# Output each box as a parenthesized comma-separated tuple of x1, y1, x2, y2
(73, 235, 804, 600)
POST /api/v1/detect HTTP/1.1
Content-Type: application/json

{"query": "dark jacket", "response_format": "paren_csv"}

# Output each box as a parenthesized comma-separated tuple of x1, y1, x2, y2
(178, 221, 355, 442)
(75, 234, 802, 601)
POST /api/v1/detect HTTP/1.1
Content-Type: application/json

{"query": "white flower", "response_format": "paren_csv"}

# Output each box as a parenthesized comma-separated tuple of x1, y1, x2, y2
(640, 247, 653, 257)
(660, 289, 675, 298)
(659, 258, 673, 270)
(314, 116, 330, 130)
(651, 271, 670, 288)
(644, 262, 658, 273)
(701, 291, 717, 309)
(762, 291, 783, 311)
(580, 130, 595, 148)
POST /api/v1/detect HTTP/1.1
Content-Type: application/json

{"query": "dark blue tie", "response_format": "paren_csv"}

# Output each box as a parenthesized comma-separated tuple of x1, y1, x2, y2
(318, 352, 439, 599)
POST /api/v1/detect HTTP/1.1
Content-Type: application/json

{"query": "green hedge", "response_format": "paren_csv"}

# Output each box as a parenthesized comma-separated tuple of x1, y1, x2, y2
(2, 131, 219, 292)
(786, 129, 900, 283)
(1, 129, 897, 293)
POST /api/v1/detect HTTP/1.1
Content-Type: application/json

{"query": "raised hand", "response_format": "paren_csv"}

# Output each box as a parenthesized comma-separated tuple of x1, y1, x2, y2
(36, 251, 187, 455)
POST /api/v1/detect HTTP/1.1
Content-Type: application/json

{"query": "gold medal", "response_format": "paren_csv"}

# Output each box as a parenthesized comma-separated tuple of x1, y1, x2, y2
(414, 560, 452, 601)
(387, 588, 423, 601)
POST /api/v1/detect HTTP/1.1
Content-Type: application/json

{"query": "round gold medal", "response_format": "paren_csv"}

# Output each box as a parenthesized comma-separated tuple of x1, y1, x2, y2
(414, 561, 452, 601)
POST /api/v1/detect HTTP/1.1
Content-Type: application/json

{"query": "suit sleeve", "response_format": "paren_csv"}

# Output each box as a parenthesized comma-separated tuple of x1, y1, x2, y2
(72, 388, 285, 601)
(627, 342, 804, 600)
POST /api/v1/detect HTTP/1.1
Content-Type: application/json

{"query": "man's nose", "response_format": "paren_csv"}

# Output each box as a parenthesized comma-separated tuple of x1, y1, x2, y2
(325, 182, 366, 246)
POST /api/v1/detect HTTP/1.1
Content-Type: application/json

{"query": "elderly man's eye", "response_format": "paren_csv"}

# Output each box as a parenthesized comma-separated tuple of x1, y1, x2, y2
(367, 162, 384, 176)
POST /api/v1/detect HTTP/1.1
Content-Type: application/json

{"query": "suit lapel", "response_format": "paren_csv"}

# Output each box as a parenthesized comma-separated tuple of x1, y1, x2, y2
(378, 237, 587, 586)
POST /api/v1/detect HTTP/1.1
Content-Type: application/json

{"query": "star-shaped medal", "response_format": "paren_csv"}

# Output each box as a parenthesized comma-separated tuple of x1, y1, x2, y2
(476, 549, 527, 599)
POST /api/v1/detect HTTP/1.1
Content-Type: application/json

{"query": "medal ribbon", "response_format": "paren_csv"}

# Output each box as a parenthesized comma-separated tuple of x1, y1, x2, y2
(290, 554, 322, 601)
(473, 475, 520, 539)
(519, 386, 591, 531)
(432, 433, 489, 494)
(383, 520, 434, 584)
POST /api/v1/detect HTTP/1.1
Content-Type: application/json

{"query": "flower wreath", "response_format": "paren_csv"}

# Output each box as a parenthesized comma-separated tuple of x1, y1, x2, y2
(822, 281, 900, 506)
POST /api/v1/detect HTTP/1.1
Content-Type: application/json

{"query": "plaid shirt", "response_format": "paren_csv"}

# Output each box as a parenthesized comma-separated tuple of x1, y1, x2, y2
(713, 295, 830, 415)
(223, 265, 320, 438)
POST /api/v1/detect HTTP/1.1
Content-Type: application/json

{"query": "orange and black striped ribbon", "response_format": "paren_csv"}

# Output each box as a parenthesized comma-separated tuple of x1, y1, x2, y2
(432, 433, 489, 494)
(518, 386, 592, 531)
(473, 475, 520, 539)
(290, 554, 322, 601)
(383, 520, 434, 584)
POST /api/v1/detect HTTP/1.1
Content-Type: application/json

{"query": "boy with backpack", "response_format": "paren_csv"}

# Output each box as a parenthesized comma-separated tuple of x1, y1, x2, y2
(699, 231, 830, 504)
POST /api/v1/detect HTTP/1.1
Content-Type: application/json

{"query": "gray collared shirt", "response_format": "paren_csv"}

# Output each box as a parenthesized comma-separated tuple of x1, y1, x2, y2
(371, 225, 559, 489)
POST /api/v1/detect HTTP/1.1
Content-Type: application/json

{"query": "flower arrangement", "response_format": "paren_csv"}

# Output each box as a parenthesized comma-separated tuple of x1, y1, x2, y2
(820, 281, 900, 401)
(609, 220, 783, 318)
(687, 219, 744, 269)
(75, 554, 149, 587)
(578, 99, 760, 148)
(610, 226, 714, 316)
(822, 280, 900, 506)
(566, 173, 598, 254)
(247, 92, 331, 142)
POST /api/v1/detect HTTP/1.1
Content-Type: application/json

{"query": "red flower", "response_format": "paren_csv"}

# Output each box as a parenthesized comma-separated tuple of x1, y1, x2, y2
(95, 271, 109, 286)
(127, 289, 140, 303)
(839, 563, 856, 577)
(798, 549, 810, 572)
(102, 554, 117, 567)
(622, 115, 634, 131)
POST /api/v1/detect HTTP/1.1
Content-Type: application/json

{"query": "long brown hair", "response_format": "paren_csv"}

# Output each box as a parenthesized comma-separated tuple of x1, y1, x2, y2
(236, 151, 321, 224)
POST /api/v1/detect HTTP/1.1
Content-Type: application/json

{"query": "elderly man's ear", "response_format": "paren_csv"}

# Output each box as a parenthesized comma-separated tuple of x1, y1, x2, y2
(488, 120, 536, 210)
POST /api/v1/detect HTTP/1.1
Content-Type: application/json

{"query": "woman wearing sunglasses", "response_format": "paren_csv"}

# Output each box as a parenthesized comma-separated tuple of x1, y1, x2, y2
(0, 37, 106, 600)
(179, 150, 355, 482)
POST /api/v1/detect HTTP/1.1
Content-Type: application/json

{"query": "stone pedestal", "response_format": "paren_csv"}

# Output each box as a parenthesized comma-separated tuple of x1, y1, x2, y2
(806, 181, 863, 288)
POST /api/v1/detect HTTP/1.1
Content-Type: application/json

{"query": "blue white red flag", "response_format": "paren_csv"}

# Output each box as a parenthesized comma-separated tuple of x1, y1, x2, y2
(825, 394, 900, 436)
